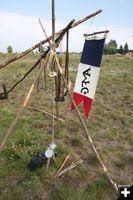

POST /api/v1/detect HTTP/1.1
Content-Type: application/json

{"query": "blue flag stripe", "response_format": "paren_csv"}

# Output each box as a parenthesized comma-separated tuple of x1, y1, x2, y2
(80, 38, 105, 67)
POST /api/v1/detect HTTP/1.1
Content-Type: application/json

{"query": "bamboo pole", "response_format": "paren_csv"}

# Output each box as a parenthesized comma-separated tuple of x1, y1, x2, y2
(54, 54, 118, 194)
(0, 9, 102, 69)
(0, 58, 48, 152)
(39, 19, 51, 46)
(55, 153, 71, 176)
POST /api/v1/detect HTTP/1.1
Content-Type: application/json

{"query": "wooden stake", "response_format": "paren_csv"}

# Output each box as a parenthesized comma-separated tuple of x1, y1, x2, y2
(0, 9, 102, 69)
(55, 153, 71, 176)
(56, 160, 83, 178)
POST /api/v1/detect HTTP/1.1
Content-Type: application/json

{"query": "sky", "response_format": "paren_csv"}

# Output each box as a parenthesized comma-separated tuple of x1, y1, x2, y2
(0, 0, 133, 52)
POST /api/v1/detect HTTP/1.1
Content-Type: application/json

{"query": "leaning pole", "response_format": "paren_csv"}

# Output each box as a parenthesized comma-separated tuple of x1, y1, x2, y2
(0, 9, 102, 69)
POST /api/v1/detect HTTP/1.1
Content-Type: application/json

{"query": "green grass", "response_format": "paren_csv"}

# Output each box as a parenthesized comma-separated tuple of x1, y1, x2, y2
(0, 53, 133, 199)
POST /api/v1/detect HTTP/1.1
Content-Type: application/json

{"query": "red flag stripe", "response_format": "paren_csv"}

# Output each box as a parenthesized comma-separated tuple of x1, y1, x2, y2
(71, 92, 93, 119)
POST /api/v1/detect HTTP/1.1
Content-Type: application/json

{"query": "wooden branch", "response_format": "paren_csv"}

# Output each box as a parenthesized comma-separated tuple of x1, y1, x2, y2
(39, 19, 51, 46)
(0, 9, 102, 69)
(55, 153, 71, 176)
(84, 30, 109, 37)
(28, 106, 65, 122)
(56, 160, 83, 178)
(54, 53, 118, 193)
(0, 58, 48, 152)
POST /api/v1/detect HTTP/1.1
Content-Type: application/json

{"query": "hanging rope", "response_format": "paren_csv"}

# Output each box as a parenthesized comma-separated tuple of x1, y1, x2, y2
(52, 78, 55, 144)
(98, 13, 108, 30)
(65, 30, 69, 84)
(85, 16, 95, 34)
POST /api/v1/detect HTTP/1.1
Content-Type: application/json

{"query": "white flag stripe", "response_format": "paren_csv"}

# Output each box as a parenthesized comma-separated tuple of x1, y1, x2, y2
(74, 63, 100, 99)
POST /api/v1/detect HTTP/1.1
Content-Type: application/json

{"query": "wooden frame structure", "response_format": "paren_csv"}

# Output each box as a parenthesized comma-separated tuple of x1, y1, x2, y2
(0, 1, 118, 195)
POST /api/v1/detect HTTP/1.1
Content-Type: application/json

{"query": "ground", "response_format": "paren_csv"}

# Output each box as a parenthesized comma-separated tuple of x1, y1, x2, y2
(0, 52, 133, 200)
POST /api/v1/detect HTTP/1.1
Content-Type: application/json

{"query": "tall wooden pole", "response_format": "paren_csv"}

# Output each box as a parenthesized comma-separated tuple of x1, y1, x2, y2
(52, 0, 55, 43)
(51, 0, 59, 136)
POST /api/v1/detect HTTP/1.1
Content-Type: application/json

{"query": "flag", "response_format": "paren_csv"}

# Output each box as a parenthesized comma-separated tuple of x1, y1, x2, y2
(71, 36, 105, 119)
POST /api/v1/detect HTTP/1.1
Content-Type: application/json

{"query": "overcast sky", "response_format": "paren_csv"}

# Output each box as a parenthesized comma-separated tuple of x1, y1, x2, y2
(0, 0, 133, 52)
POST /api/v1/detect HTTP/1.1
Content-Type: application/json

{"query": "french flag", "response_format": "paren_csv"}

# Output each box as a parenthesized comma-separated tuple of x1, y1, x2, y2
(71, 36, 105, 119)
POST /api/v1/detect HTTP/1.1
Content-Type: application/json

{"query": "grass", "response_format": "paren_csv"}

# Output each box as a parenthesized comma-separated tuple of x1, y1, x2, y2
(0, 52, 133, 199)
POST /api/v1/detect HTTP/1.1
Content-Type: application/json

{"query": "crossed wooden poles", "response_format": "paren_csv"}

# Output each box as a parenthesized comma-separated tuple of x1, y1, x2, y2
(0, 9, 118, 194)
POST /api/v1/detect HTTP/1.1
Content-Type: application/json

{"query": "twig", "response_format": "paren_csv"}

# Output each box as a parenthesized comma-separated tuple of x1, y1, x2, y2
(55, 153, 71, 176)
(56, 160, 83, 178)
(28, 106, 65, 122)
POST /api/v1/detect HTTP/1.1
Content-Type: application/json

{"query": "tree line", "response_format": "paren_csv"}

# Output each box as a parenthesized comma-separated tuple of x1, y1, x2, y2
(6, 40, 130, 55)
(104, 40, 129, 55)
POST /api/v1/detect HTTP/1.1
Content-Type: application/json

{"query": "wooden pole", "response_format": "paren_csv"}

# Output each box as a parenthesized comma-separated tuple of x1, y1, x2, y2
(54, 54, 118, 194)
(0, 9, 102, 69)
(84, 30, 109, 37)
(52, 0, 55, 43)
(56, 153, 71, 176)
(0, 58, 48, 152)
(56, 160, 83, 178)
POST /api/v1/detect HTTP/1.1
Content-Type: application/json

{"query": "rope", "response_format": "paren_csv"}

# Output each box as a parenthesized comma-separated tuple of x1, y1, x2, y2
(52, 72, 55, 144)
(86, 16, 95, 34)
(98, 13, 108, 30)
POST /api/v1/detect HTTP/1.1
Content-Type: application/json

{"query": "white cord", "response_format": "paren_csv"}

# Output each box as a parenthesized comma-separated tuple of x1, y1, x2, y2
(52, 78, 55, 143)
(86, 16, 95, 34)
(98, 14, 108, 30)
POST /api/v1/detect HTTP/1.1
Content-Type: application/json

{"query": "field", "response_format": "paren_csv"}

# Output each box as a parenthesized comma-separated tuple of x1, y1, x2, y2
(0, 52, 133, 200)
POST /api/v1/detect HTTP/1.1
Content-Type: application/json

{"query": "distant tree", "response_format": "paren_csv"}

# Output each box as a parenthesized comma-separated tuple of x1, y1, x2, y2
(104, 40, 117, 54)
(7, 46, 13, 54)
(118, 45, 124, 54)
(123, 43, 129, 54)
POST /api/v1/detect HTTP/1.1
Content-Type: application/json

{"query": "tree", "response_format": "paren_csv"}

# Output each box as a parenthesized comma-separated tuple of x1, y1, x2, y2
(123, 43, 129, 54)
(118, 45, 124, 54)
(104, 40, 117, 55)
(7, 46, 13, 54)
(108, 40, 117, 54)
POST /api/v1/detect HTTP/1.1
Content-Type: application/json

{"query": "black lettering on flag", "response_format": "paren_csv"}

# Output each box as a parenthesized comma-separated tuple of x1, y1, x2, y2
(81, 67, 91, 94)
(81, 87, 89, 94)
